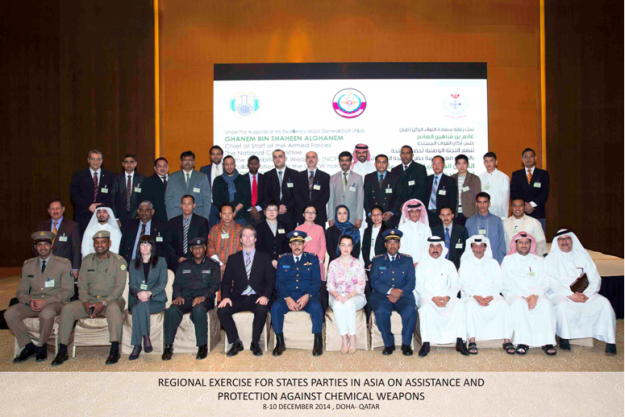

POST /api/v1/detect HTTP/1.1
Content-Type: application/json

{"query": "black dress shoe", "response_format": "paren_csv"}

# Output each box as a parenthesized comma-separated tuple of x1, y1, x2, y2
(51, 352, 69, 367)
(456, 338, 470, 356)
(129, 345, 142, 361)
(162, 344, 173, 361)
(419, 342, 430, 357)
(312, 333, 323, 356)
(273, 333, 286, 356)
(196, 344, 208, 360)
(143, 335, 153, 353)
(250, 341, 263, 356)
(13, 345, 37, 363)
(401, 344, 413, 356)
(106, 348, 120, 365)
(559, 338, 571, 351)
(606, 343, 617, 355)
(227, 340, 244, 357)
(36, 349, 48, 362)
(382, 345, 395, 355)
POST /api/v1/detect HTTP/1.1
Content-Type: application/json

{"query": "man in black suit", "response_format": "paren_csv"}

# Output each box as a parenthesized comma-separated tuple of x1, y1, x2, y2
(425, 155, 458, 228)
(361, 205, 387, 319)
(141, 157, 169, 222)
(164, 195, 209, 272)
(255, 201, 291, 266)
(217, 225, 275, 357)
(430, 206, 468, 270)
(37, 199, 82, 276)
(119, 201, 167, 263)
(264, 149, 299, 231)
(199, 145, 224, 229)
(295, 151, 330, 227)
(69, 149, 115, 234)
(510, 147, 550, 231)
(363, 154, 400, 228)
(392, 145, 428, 220)
(212, 155, 251, 225)
(245, 155, 267, 224)
(111, 154, 146, 228)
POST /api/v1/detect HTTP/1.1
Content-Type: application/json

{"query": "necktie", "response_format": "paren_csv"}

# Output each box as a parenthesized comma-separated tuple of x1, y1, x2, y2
(378, 173, 384, 189)
(93, 172, 98, 202)
(251, 175, 258, 207)
(140, 223, 146, 237)
(183, 218, 189, 254)
(278, 171, 283, 200)
(343, 172, 348, 192)
(41, 260, 46, 274)
(52, 222, 58, 235)
(429, 176, 439, 210)
(390, 256, 395, 263)
(245, 252, 252, 279)
(295, 256, 300, 263)
(161, 176, 167, 188)
(404, 165, 408, 175)
(309, 171, 314, 199)
(185, 172, 190, 186)
(445, 228, 450, 259)
(126, 175, 132, 212)
(527, 169, 532, 185)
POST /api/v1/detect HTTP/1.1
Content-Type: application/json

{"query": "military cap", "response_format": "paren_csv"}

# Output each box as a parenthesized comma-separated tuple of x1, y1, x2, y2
(189, 237, 207, 247)
(287, 231, 307, 242)
(32, 231, 55, 243)
(382, 229, 403, 241)
(93, 230, 111, 239)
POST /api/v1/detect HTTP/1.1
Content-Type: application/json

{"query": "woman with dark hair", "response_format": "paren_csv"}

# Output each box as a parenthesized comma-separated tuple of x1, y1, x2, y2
(128, 235, 168, 360)
(325, 205, 361, 264)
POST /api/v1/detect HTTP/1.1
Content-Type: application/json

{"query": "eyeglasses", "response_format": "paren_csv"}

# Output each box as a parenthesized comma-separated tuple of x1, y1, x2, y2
(304, 211, 316, 215)
(371, 213, 383, 217)
(89, 158, 102, 162)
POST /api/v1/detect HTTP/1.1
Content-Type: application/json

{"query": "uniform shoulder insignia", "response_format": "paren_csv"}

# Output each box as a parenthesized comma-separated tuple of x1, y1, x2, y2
(120, 264, 127, 271)
(54, 256, 69, 263)
(401, 253, 412, 258)
(23, 258, 37, 265)
(279, 253, 290, 258)
(113, 253, 124, 260)
(304, 252, 316, 257)
(373, 254, 385, 259)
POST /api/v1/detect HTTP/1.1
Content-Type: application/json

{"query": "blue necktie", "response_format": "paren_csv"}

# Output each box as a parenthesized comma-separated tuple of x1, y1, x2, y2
(444, 227, 450, 259)
(429, 176, 438, 210)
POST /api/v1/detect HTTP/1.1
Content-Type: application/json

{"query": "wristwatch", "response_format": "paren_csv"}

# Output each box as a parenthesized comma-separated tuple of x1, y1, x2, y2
(103, 301, 108, 307)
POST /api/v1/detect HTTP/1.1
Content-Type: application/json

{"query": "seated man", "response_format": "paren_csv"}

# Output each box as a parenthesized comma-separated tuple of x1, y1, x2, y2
(52, 231, 128, 366)
(459, 236, 513, 355)
(7, 231, 73, 363)
(416, 236, 468, 357)
(162, 238, 221, 361)
(271, 231, 323, 357)
(546, 229, 617, 355)
(370, 229, 417, 356)
(81, 206, 121, 258)
(218, 226, 275, 357)
(501, 233, 557, 355)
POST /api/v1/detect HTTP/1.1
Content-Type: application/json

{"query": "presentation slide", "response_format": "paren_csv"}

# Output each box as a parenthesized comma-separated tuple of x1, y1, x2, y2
(214, 63, 488, 175)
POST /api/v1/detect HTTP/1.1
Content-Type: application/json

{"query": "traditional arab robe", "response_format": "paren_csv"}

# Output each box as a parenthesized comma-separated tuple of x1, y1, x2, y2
(546, 229, 616, 344)
(398, 200, 431, 266)
(81, 207, 122, 258)
(459, 236, 512, 341)
(501, 233, 556, 347)
(503, 214, 547, 256)
(416, 237, 466, 344)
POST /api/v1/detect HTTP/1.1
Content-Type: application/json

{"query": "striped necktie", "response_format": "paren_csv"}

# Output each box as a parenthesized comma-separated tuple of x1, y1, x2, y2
(527, 169, 532, 185)
(245, 252, 252, 279)
(183, 217, 189, 254)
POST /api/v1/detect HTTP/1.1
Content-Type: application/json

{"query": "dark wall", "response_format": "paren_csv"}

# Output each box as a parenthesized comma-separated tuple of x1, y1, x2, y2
(0, 0, 155, 266)
(545, 0, 624, 257)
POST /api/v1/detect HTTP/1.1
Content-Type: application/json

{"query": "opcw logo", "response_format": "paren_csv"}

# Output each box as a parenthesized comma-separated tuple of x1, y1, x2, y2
(230, 92, 260, 118)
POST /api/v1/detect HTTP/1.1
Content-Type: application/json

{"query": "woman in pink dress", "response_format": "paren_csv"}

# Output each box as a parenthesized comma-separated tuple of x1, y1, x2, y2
(295, 204, 328, 307)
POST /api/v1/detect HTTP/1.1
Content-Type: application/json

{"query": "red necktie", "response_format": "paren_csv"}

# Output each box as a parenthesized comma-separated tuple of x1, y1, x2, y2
(251, 175, 258, 206)
(93, 172, 99, 202)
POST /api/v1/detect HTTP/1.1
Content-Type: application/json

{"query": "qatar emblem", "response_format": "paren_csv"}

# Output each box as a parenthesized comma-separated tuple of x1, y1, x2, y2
(443, 91, 468, 118)
(230, 92, 260, 118)
(332, 89, 367, 119)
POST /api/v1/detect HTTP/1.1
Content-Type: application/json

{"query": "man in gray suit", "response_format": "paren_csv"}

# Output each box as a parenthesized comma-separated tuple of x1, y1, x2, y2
(165, 151, 211, 220)
(327, 151, 364, 228)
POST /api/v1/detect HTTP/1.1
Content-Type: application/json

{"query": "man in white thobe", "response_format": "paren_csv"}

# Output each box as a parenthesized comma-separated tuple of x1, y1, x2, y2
(81, 207, 121, 258)
(478, 152, 510, 220)
(546, 229, 617, 355)
(501, 233, 556, 355)
(398, 200, 431, 267)
(416, 236, 469, 357)
(503, 197, 547, 256)
(459, 236, 513, 354)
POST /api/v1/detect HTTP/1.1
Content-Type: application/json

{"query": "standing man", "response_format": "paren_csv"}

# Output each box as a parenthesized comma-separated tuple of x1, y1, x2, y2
(246, 155, 267, 224)
(430, 206, 469, 270)
(165, 151, 211, 221)
(479, 152, 510, 220)
(451, 154, 481, 226)
(162, 237, 221, 361)
(218, 226, 275, 357)
(7, 231, 73, 363)
(164, 195, 209, 272)
(265, 149, 298, 231)
(200, 145, 225, 229)
(52, 231, 128, 366)
(271, 231, 323, 357)
(425, 155, 458, 227)
(37, 200, 81, 281)
(81, 207, 122, 258)
(212, 155, 251, 225)
(295, 151, 330, 227)
(328, 152, 364, 229)
(70, 149, 114, 234)
(510, 148, 550, 231)
(363, 154, 399, 228)
(503, 197, 547, 256)
(119, 201, 167, 263)
(111, 154, 146, 228)
(207, 203, 243, 273)
(392, 145, 428, 222)
(465, 193, 506, 264)
(255, 200, 291, 267)
(351, 144, 376, 246)
(142, 157, 169, 222)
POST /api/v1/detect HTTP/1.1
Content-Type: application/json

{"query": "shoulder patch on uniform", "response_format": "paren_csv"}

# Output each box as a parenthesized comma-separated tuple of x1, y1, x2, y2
(279, 253, 290, 258)
(24, 258, 37, 265)
(400, 253, 413, 258)
(304, 252, 316, 257)
(120, 264, 127, 271)
(113, 253, 124, 260)
(55, 256, 69, 263)
(373, 254, 385, 259)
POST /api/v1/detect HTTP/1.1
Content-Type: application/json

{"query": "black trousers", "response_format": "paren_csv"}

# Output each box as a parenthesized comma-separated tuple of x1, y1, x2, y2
(217, 294, 269, 344)
(164, 297, 214, 347)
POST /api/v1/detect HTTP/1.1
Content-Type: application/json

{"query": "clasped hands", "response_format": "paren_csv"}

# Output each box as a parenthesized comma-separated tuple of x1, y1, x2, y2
(568, 292, 588, 303)
(473, 295, 493, 307)
(285, 294, 309, 311)
(387, 288, 403, 303)
(172, 296, 206, 307)
(432, 296, 450, 308)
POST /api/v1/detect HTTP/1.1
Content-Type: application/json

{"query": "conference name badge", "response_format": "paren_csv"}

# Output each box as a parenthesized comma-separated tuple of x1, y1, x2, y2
(193, 187, 201, 193)
(221, 233, 229, 239)
(313, 185, 321, 190)
(385, 188, 392, 194)
(134, 187, 142, 193)
(463, 186, 470, 192)
(156, 236, 163, 242)
(349, 186, 356, 192)
(408, 180, 415, 186)
(455, 243, 463, 249)
(534, 182, 541, 188)
(438, 189, 446, 195)
(278, 229, 285, 234)
(101, 187, 109, 194)
(201, 270, 212, 274)
(479, 229, 487, 235)
(45, 279, 55, 288)
(305, 236, 313, 242)
(287, 182, 294, 188)
(527, 271, 535, 277)
(182, 270, 191, 274)
(140, 284, 148, 290)
(484, 183, 491, 190)
(58, 235, 68, 242)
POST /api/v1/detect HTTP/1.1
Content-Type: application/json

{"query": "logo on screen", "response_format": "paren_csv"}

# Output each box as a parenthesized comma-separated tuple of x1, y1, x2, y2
(230, 92, 260, 118)
(443, 91, 468, 118)
(332, 89, 367, 119)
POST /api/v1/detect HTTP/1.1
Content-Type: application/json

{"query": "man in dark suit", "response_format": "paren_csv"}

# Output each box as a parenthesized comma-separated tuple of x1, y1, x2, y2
(425, 155, 458, 228)
(200, 145, 224, 229)
(361, 205, 388, 319)
(363, 154, 400, 228)
(119, 201, 167, 263)
(510, 148, 550, 231)
(212, 155, 251, 225)
(255, 201, 292, 266)
(295, 151, 330, 227)
(245, 155, 267, 224)
(430, 206, 468, 270)
(111, 154, 146, 228)
(264, 149, 299, 231)
(392, 145, 428, 221)
(217, 225, 275, 357)
(37, 199, 82, 276)
(141, 157, 169, 222)
(164, 195, 209, 272)
(69, 149, 115, 234)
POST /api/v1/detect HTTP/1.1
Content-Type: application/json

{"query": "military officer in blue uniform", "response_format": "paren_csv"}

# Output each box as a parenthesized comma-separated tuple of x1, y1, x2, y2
(370, 229, 417, 356)
(271, 231, 324, 357)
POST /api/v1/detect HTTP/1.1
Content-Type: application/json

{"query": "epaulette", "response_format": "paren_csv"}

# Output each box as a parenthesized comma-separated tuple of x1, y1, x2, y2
(304, 251, 316, 257)
(279, 253, 290, 258)
(400, 253, 412, 258)
(54, 256, 69, 263)
(23, 258, 37, 265)
(373, 254, 385, 259)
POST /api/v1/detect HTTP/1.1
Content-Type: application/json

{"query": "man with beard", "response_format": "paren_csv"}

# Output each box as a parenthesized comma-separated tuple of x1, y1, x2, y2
(81, 207, 121, 258)
(328, 151, 364, 229)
